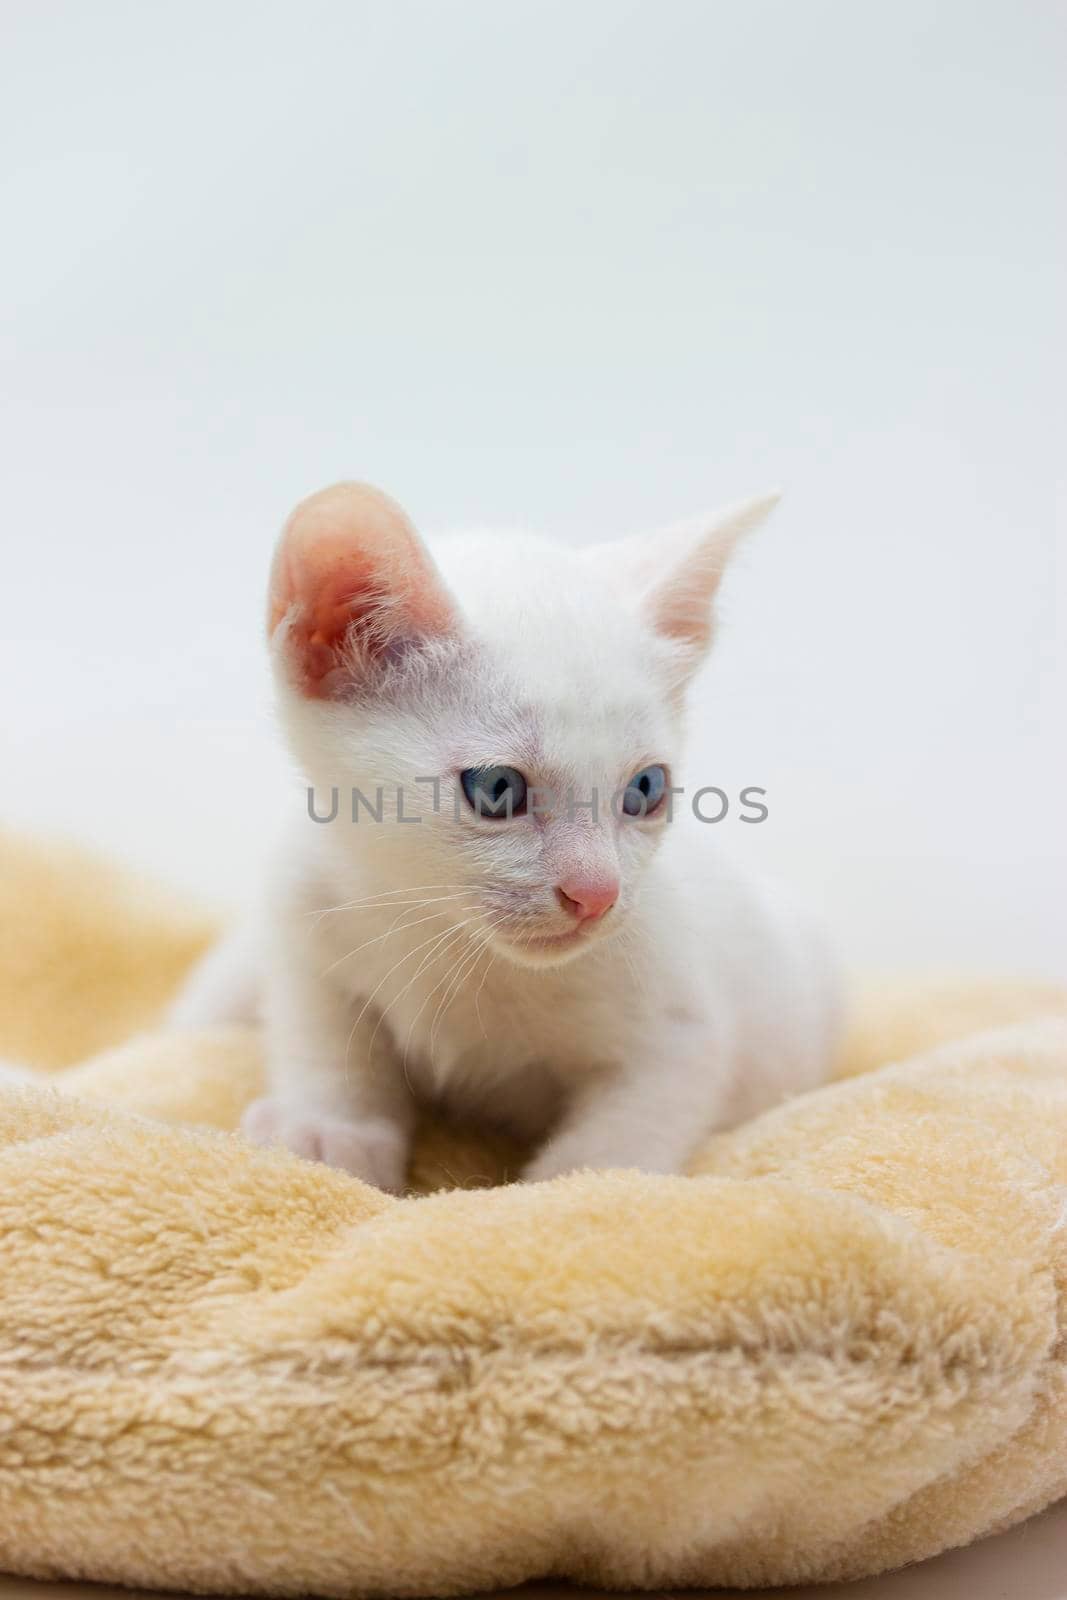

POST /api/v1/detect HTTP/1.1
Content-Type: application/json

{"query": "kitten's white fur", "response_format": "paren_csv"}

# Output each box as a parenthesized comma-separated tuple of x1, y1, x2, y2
(172, 483, 839, 1189)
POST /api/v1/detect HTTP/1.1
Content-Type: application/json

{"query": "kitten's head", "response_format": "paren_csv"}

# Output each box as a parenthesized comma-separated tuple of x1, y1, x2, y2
(270, 482, 777, 967)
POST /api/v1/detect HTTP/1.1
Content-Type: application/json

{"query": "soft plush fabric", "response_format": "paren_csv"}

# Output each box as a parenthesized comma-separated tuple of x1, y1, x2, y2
(0, 828, 1064, 1595)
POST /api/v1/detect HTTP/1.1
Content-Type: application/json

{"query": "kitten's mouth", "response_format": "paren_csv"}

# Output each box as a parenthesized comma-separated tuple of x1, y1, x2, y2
(521, 928, 586, 952)
(493, 918, 615, 966)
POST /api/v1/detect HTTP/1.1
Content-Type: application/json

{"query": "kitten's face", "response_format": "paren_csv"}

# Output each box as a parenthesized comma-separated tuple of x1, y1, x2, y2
(271, 483, 776, 969)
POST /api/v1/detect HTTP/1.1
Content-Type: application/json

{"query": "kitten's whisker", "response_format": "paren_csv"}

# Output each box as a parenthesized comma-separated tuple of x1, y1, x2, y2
(445, 933, 501, 1062)
(399, 928, 475, 1084)
(307, 886, 470, 924)
(473, 940, 497, 1040)
(343, 911, 479, 1077)
(428, 922, 501, 1062)
(615, 918, 653, 1004)
(319, 902, 460, 978)
(386, 917, 490, 1090)
(363, 913, 482, 1067)
(404, 915, 506, 1084)
(315, 882, 471, 910)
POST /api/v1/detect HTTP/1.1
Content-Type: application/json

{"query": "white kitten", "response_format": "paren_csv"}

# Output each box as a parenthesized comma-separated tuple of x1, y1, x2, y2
(174, 482, 839, 1189)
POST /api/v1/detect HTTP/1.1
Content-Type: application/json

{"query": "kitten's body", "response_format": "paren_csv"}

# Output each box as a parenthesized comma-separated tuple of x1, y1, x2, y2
(272, 818, 832, 1155)
(173, 487, 840, 1188)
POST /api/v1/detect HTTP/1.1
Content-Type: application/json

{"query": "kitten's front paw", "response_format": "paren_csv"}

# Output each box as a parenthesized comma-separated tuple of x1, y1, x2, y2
(241, 1097, 407, 1192)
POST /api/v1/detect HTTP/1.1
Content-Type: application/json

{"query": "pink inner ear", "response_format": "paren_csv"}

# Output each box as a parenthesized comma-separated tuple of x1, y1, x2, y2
(269, 484, 455, 697)
(647, 573, 715, 654)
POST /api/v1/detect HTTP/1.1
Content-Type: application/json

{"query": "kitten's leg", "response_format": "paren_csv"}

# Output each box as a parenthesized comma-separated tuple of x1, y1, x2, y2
(166, 922, 261, 1028)
(241, 951, 413, 1192)
(523, 1042, 732, 1182)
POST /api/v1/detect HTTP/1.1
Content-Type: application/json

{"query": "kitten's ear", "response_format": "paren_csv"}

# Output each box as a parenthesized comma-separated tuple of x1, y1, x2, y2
(268, 482, 460, 698)
(629, 491, 781, 671)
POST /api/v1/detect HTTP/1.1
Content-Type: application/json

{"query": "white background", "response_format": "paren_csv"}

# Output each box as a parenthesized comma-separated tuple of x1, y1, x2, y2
(1, 0, 1063, 978)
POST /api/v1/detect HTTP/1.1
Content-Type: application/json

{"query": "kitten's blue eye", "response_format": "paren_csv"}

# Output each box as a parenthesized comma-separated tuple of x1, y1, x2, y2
(460, 765, 528, 819)
(622, 763, 668, 817)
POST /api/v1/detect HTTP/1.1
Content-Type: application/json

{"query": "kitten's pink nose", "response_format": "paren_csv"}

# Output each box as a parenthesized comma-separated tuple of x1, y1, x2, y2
(556, 877, 619, 923)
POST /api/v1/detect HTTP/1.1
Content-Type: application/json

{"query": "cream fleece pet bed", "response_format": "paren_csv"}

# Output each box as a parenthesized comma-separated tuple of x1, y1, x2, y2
(0, 829, 1065, 1595)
